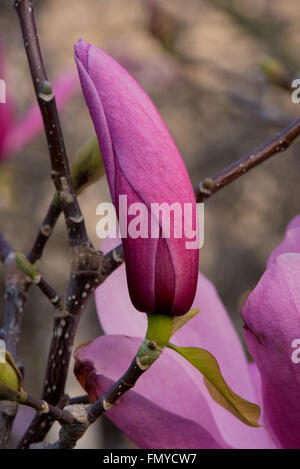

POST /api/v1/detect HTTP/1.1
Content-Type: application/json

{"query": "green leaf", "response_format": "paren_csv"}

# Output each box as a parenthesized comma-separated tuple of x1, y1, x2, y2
(170, 308, 200, 337)
(168, 343, 261, 427)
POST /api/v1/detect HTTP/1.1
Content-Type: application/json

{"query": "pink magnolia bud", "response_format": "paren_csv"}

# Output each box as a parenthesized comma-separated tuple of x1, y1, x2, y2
(74, 39, 199, 316)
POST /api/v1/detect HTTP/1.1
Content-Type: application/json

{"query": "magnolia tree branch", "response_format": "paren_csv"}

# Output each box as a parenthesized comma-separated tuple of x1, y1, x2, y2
(13, 0, 103, 448)
(87, 355, 146, 424)
(194, 116, 300, 202)
(27, 199, 61, 264)
(22, 394, 76, 426)
(44, 340, 160, 450)
(14, 0, 89, 248)
(34, 404, 90, 450)
(0, 233, 30, 447)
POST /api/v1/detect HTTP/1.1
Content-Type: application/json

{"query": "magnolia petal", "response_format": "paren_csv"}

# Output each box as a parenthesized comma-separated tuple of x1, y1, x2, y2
(75, 334, 229, 449)
(287, 214, 300, 231)
(0, 42, 15, 160)
(267, 225, 300, 268)
(88, 375, 225, 449)
(243, 253, 300, 449)
(96, 235, 147, 338)
(247, 362, 263, 407)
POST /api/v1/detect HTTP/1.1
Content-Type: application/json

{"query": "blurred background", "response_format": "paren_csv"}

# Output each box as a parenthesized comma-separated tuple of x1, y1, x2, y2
(0, 0, 300, 448)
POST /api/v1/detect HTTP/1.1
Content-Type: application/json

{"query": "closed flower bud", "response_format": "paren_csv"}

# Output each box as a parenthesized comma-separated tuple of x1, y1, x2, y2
(74, 39, 199, 316)
(0, 351, 23, 399)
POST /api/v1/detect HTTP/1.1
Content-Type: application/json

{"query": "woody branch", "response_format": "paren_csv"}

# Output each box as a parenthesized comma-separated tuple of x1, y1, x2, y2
(0, 0, 298, 451)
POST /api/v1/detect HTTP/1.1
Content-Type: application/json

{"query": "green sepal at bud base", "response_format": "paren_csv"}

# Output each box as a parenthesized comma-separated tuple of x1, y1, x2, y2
(170, 307, 200, 337)
(146, 314, 173, 347)
(0, 351, 25, 402)
(136, 314, 173, 370)
(15, 252, 39, 281)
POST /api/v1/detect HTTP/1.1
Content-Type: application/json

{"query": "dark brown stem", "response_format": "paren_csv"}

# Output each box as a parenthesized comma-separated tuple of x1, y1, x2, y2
(46, 339, 159, 450)
(101, 244, 125, 279)
(36, 277, 65, 312)
(23, 395, 75, 426)
(14, 0, 89, 247)
(194, 116, 300, 202)
(41, 404, 89, 449)
(43, 352, 147, 450)
(88, 355, 145, 423)
(27, 198, 61, 264)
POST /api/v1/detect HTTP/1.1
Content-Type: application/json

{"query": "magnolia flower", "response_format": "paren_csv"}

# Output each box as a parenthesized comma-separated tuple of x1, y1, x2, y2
(74, 239, 275, 449)
(0, 40, 78, 162)
(75, 215, 300, 449)
(243, 214, 300, 449)
(74, 39, 198, 316)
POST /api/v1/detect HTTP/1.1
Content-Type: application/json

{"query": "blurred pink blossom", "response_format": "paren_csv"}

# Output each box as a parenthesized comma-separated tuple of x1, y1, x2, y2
(0, 41, 78, 162)
(243, 214, 300, 448)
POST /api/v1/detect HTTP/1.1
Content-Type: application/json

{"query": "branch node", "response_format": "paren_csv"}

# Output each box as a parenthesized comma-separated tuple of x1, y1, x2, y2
(102, 399, 113, 411)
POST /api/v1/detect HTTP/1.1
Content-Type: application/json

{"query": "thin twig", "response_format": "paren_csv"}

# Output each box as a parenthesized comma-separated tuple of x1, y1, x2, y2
(46, 337, 164, 450)
(36, 277, 65, 313)
(27, 198, 61, 264)
(194, 117, 300, 202)
(37, 404, 89, 450)
(23, 395, 75, 426)
(101, 244, 125, 279)
(87, 355, 145, 423)
(44, 349, 150, 449)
